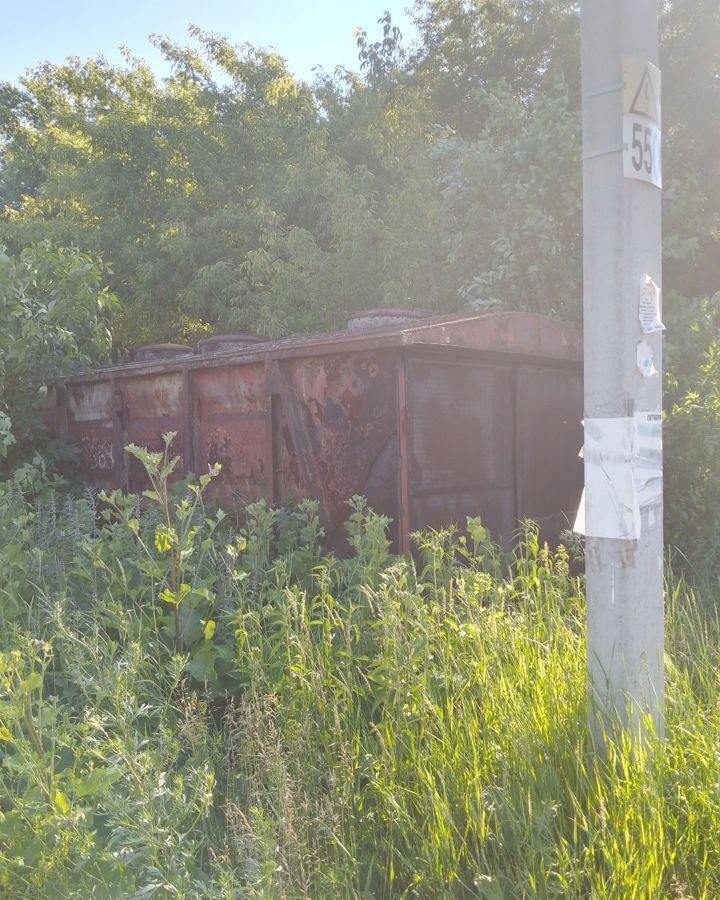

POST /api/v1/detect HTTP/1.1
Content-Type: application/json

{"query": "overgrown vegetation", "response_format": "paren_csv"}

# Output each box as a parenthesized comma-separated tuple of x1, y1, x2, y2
(0, 242, 115, 473)
(0, 0, 718, 561)
(0, 5, 719, 893)
(0, 446, 718, 897)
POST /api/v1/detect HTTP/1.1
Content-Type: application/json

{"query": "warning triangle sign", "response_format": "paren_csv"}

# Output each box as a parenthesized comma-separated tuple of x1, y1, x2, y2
(629, 65, 660, 123)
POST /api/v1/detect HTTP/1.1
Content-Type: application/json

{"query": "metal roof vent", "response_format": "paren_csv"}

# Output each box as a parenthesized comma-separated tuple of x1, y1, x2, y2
(198, 333, 268, 354)
(130, 343, 194, 362)
(346, 307, 432, 332)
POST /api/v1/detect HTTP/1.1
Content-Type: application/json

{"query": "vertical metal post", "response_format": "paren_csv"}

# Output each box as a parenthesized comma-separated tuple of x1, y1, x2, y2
(396, 354, 411, 555)
(581, 0, 664, 740)
(181, 367, 193, 475)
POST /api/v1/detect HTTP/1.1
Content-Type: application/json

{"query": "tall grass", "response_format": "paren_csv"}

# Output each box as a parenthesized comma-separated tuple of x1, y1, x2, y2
(0, 463, 718, 898)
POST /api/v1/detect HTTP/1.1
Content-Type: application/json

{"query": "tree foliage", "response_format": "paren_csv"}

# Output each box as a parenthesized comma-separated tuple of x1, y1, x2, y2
(0, 243, 115, 473)
(0, 1, 719, 559)
(0, 33, 318, 343)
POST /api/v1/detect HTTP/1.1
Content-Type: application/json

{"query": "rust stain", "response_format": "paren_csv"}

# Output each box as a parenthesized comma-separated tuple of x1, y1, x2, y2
(80, 438, 114, 471)
(205, 428, 235, 471)
(54, 312, 584, 553)
(621, 542, 637, 567)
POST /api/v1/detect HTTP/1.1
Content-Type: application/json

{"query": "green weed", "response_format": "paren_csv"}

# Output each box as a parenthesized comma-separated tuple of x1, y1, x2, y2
(0, 445, 718, 897)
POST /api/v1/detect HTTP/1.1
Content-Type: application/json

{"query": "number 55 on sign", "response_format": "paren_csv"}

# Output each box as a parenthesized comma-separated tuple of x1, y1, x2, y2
(622, 56, 662, 189)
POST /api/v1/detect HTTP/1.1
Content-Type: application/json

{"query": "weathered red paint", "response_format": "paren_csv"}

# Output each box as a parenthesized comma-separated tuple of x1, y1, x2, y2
(49, 311, 583, 550)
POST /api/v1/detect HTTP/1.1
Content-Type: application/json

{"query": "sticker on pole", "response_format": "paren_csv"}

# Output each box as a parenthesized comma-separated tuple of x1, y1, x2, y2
(573, 418, 641, 540)
(573, 413, 663, 540)
(633, 411, 663, 518)
(639, 274, 664, 334)
(622, 56, 662, 188)
(636, 339, 658, 378)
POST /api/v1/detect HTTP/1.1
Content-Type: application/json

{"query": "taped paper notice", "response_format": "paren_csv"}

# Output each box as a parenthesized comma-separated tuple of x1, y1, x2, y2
(574, 413, 663, 539)
(634, 410, 663, 512)
(573, 418, 640, 540)
(639, 275, 664, 334)
(637, 339, 657, 377)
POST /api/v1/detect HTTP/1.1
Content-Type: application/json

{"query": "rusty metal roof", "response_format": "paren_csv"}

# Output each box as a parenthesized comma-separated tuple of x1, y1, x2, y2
(66, 311, 582, 383)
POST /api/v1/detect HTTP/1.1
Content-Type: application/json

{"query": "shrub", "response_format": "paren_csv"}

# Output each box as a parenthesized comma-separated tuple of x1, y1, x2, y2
(0, 443, 718, 897)
(0, 242, 116, 476)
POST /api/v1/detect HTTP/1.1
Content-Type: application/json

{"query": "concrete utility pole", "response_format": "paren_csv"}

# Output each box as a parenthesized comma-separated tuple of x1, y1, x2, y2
(580, 0, 664, 741)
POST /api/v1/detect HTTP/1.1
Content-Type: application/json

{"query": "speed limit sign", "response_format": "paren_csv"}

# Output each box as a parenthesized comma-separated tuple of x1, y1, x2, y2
(622, 56, 662, 189)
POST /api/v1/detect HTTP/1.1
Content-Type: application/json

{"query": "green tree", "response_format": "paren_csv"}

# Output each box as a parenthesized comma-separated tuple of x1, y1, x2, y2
(0, 31, 317, 345)
(405, 0, 720, 561)
(0, 242, 116, 473)
(410, 0, 581, 136)
(664, 291, 720, 571)
(381, 80, 581, 318)
(1, 4, 719, 561)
